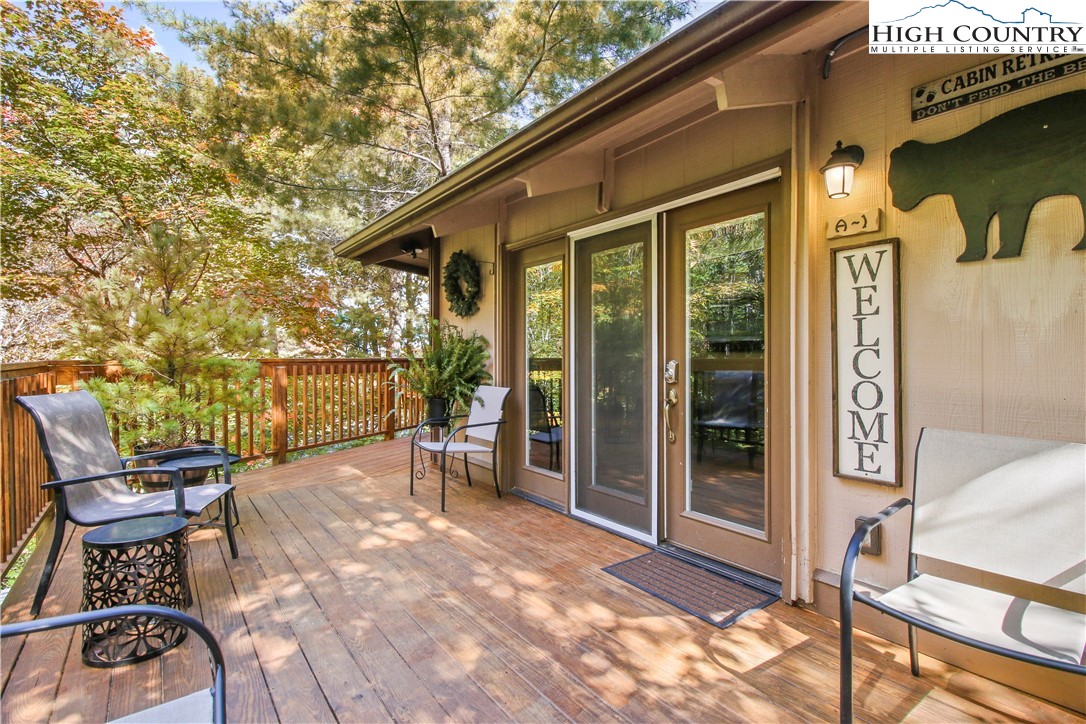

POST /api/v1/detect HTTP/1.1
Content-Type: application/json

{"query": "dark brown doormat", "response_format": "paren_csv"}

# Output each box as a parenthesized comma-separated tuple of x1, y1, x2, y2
(603, 551, 779, 628)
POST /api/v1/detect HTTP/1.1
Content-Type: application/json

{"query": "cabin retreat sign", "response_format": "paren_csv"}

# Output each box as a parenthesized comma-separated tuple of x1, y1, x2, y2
(832, 238, 901, 486)
(912, 54, 1086, 120)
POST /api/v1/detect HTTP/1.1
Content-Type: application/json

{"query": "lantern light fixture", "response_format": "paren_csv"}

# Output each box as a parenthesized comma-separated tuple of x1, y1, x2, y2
(819, 141, 864, 199)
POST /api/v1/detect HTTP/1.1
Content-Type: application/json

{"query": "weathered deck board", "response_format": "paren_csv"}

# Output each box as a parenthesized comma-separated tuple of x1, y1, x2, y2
(3, 437, 1081, 723)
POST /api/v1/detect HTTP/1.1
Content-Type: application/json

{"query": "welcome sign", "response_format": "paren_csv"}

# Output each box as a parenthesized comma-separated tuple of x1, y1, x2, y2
(832, 239, 901, 486)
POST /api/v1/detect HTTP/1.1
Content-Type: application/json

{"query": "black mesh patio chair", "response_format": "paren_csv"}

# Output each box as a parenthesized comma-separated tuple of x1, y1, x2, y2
(410, 385, 511, 511)
(15, 391, 239, 616)
(1, 604, 226, 723)
(527, 384, 562, 471)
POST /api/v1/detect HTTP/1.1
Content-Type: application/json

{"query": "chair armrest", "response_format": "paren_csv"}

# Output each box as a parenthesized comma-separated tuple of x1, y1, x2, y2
(43, 467, 181, 489)
(840, 497, 912, 599)
(443, 419, 507, 446)
(1, 604, 225, 724)
(43, 467, 187, 517)
(410, 414, 468, 441)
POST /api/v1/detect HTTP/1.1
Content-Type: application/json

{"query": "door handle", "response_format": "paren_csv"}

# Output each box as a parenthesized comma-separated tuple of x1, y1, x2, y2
(663, 387, 678, 444)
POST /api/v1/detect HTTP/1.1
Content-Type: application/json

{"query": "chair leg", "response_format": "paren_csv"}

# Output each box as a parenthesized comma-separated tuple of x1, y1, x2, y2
(908, 624, 920, 676)
(30, 515, 67, 616)
(223, 491, 239, 559)
(464, 454, 473, 487)
(839, 586, 854, 723)
(440, 451, 448, 512)
(492, 450, 501, 499)
(410, 442, 416, 496)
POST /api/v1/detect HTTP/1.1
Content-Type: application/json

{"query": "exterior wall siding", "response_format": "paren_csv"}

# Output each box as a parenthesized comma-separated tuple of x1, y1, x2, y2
(808, 51, 1086, 601)
(613, 104, 792, 210)
(437, 224, 501, 400)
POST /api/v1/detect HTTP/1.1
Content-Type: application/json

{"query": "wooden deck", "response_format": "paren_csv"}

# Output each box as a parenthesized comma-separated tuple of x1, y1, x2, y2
(2, 438, 1080, 722)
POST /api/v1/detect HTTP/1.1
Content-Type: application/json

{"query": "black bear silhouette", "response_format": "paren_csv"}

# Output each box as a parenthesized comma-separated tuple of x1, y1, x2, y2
(889, 90, 1086, 262)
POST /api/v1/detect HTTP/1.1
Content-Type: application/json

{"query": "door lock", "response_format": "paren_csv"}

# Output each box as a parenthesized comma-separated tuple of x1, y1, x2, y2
(664, 359, 678, 385)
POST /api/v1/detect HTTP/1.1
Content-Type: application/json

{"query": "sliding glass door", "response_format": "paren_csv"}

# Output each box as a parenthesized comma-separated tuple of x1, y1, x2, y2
(572, 221, 655, 538)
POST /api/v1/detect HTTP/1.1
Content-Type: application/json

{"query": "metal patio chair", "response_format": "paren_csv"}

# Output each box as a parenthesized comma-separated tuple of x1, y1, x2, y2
(15, 391, 239, 616)
(1, 604, 226, 723)
(409, 385, 511, 511)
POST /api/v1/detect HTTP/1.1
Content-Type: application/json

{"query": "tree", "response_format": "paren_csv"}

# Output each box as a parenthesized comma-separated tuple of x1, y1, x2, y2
(1, 0, 365, 359)
(157, 0, 691, 216)
(1, 0, 274, 359)
(152, 0, 689, 359)
(71, 223, 270, 450)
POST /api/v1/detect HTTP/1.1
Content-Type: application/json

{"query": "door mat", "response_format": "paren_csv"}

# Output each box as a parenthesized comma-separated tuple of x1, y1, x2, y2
(603, 551, 779, 629)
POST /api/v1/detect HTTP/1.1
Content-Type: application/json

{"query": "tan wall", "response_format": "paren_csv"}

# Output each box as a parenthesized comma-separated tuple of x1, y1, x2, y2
(435, 225, 500, 473)
(807, 51, 1085, 597)
(437, 225, 499, 360)
(503, 104, 794, 245)
(505, 184, 598, 244)
(613, 104, 792, 209)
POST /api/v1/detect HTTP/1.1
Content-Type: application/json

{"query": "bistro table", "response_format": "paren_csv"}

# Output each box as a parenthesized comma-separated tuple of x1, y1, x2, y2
(81, 516, 191, 667)
(157, 451, 242, 526)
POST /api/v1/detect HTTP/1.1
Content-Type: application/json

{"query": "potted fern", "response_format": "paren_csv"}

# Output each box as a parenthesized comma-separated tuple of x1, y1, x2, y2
(390, 320, 491, 422)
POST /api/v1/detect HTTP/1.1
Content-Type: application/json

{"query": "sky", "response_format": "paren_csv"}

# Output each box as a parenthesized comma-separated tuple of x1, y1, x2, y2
(121, 1, 723, 71)
(122, 2, 235, 69)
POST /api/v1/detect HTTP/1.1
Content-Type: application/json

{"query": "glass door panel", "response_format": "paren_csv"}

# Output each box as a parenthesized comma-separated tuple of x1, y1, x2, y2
(573, 221, 654, 536)
(663, 178, 787, 580)
(686, 213, 766, 531)
(525, 260, 564, 473)
(508, 241, 567, 505)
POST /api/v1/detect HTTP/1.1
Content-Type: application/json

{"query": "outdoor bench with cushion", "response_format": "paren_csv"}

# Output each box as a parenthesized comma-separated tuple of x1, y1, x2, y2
(839, 427, 1086, 722)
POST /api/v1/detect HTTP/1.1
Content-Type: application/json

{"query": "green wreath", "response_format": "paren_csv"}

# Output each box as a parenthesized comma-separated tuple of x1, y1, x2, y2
(443, 250, 482, 317)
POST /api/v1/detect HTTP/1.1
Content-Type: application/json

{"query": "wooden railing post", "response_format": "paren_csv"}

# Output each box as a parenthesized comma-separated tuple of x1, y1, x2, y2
(271, 365, 288, 465)
(383, 367, 397, 441)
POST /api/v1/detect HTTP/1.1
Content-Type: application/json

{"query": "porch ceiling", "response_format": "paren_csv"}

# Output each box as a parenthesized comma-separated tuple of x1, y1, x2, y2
(1, 438, 1071, 722)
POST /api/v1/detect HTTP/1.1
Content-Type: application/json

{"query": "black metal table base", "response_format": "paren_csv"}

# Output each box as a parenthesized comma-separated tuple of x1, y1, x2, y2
(81, 517, 191, 667)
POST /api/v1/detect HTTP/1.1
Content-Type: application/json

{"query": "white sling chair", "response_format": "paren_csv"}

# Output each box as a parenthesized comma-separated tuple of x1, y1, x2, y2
(409, 385, 510, 511)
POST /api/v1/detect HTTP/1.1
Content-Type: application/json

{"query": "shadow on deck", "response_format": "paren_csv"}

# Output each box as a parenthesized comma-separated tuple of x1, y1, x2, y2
(1, 438, 1077, 722)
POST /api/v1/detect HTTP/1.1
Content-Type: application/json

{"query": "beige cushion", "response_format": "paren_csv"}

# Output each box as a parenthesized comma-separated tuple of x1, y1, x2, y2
(109, 688, 214, 723)
(417, 440, 492, 455)
(876, 574, 1086, 666)
(913, 429, 1086, 594)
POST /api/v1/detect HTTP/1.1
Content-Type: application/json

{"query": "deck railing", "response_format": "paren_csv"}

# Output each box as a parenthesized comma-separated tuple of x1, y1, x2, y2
(1, 358, 425, 572)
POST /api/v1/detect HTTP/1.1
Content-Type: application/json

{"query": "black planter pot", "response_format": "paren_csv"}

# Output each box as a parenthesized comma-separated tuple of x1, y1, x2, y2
(427, 397, 449, 424)
(132, 439, 215, 489)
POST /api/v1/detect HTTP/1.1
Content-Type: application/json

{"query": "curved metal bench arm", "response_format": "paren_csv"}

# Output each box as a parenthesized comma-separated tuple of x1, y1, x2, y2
(839, 497, 912, 723)
(1, 604, 226, 724)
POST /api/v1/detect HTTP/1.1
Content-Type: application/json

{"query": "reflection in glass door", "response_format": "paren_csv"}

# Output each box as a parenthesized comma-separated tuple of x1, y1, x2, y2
(525, 261, 563, 473)
(572, 221, 655, 538)
(686, 213, 766, 531)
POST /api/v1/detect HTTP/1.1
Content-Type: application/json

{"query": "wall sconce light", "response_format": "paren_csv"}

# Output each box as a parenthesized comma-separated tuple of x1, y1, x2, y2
(820, 141, 864, 199)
